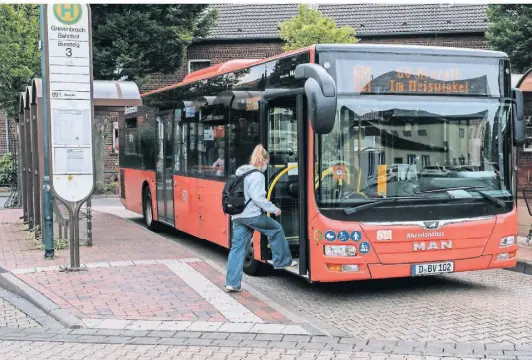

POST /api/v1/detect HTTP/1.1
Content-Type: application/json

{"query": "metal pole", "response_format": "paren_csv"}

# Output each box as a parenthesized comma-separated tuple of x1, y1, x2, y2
(86, 198, 92, 246)
(40, 5, 54, 259)
(68, 202, 81, 269)
(3, 110, 8, 153)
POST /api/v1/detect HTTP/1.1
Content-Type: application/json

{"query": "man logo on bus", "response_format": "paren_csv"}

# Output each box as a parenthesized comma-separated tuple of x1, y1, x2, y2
(53, 4, 83, 25)
(413, 240, 452, 251)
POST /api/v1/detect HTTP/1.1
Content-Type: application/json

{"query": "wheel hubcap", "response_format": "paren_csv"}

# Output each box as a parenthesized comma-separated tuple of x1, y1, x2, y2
(145, 199, 152, 225)
(244, 241, 254, 266)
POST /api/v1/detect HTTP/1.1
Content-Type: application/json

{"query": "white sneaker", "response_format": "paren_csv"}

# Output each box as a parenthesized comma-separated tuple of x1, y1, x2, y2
(276, 260, 298, 269)
(290, 260, 298, 267)
(225, 285, 242, 292)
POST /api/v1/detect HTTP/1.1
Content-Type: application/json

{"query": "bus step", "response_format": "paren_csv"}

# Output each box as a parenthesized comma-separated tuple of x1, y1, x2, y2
(267, 258, 306, 277)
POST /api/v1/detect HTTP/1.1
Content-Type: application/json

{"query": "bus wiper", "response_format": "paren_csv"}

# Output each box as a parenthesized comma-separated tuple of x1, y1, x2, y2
(343, 196, 423, 215)
(418, 186, 506, 208)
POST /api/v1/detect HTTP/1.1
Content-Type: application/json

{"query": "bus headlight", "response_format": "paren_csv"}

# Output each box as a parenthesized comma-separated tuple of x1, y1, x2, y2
(500, 236, 515, 247)
(324, 245, 357, 257)
(326, 264, 360, 272)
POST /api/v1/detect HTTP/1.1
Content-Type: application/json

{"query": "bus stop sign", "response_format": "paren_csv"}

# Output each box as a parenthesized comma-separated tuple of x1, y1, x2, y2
(44, 4, 94, 203)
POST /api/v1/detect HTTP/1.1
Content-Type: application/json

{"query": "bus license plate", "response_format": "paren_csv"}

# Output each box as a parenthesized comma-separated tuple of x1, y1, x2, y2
(411, 261, 454, 276)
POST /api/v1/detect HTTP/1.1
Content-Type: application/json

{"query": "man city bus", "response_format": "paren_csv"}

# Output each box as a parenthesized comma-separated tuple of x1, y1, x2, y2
(118, 44, 525, 282)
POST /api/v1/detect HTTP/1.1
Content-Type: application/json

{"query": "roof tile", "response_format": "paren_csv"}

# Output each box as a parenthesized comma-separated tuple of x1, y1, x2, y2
(206, 4, 488, 40)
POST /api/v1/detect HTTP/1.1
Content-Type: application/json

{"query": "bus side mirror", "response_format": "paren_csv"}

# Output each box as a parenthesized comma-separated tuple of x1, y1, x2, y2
(295, 63, 337, 134)
(513, 88, 525, 146)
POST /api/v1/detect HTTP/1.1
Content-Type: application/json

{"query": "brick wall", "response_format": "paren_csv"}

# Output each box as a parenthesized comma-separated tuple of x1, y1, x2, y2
(517, 93, 532, 190)
(98, 112, 120, 182)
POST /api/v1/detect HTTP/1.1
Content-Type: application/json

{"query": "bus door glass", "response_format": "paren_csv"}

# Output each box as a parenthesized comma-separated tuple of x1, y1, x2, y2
(264, 96, 301, 264)
(155, 111, 175, 225)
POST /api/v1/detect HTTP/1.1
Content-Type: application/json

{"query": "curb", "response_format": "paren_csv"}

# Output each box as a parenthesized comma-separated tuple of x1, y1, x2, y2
(0, 327, 530, 359)
(91, 195, 119, 199)
(0, 288, 63, 329)
(0, 271, 83, 329)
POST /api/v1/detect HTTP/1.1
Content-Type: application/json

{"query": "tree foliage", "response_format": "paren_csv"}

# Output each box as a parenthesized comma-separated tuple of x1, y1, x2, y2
(0, 5, 41, 117)
(486, 4, 532, 73)
(0, 4, 218, 116)
(279, 4, 358, 52)
(91, 5, 217, 81)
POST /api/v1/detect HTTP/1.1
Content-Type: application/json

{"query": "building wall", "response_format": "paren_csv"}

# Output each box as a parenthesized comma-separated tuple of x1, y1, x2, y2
(516, 93, 532, 190)
(100, 112, 120, 182)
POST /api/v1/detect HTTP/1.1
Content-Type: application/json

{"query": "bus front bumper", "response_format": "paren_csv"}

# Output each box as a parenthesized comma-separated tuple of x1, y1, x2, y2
(316, 253, 517, 282)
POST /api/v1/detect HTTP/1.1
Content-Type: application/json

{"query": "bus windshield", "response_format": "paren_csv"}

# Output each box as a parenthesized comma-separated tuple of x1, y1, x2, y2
(315, 96, 513, 209)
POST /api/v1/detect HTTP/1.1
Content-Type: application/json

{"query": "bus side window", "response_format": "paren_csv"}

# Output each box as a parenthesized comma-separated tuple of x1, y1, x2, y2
(173, 108, 183, 172)
(179, 84, 199, 175)
(228, 97, 260, 175)
(195, 77, 229, 179)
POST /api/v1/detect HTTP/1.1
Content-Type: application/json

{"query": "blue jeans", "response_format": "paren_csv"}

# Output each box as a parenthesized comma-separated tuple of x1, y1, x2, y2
(226, 215, 293, 288)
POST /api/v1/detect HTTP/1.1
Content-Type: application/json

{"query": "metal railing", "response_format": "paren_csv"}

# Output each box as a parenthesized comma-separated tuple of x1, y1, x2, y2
(3, 133, 21, 208)
(53, 197, 93, 246)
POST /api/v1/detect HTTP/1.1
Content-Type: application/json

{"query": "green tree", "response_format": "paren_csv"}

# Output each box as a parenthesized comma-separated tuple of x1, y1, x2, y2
(279, 4, 358, 52)
(0, 4, 41, 117)
(486, 4, 532, 73)
(0, 4, 218, 116)
(91, 5, 217, 81)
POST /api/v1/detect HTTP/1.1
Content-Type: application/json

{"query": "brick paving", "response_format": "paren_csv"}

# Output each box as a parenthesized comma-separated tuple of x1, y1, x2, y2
(0, 209, 304, 333)
(0, 210, 196, 270)
(0, 209, 22, 225)
(0, 341, 421, 360)
(93, 201, 532, 344)
(0, 298, 40, 328)
(3, 202, 532, 351)
(188, 261, 292, 324)
(1, 328, 532, 359)
(18, 264, 226, 322)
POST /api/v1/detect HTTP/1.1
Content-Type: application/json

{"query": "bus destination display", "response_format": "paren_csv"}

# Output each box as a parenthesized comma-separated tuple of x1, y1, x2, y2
(353, 65, 488, 95)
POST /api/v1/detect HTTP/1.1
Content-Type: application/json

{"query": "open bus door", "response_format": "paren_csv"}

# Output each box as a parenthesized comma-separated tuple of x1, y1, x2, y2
(259, 94, 309, 278)
(155, 111, 175, 226)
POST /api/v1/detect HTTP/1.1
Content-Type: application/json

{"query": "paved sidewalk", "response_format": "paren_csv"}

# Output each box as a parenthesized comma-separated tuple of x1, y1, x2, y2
(1, 327, 532, 359)
(0, 209, 315, 335)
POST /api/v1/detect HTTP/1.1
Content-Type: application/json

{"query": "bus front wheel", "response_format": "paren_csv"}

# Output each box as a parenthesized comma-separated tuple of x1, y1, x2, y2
(243, 240, 268, 276)
(143, 188, 160, 232)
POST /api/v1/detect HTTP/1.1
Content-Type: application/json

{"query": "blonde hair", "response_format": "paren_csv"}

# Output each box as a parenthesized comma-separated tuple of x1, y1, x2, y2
(249, 144, 269, 167)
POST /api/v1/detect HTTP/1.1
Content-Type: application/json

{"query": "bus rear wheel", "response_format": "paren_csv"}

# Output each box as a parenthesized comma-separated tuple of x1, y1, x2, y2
(243, 240, 268, 276)
(143, 188, 160, 232)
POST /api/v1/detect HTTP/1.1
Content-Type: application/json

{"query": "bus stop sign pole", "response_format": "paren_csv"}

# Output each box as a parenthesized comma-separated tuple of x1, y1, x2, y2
(39, 5, 54, 259)
(42, 4, 95, 270)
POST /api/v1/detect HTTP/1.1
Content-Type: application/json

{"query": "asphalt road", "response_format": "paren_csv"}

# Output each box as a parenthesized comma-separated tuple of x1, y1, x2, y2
(91, 198, 532, 346)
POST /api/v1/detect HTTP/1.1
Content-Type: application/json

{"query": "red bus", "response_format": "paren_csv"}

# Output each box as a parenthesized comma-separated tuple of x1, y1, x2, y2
(119, 44, 526, 282)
